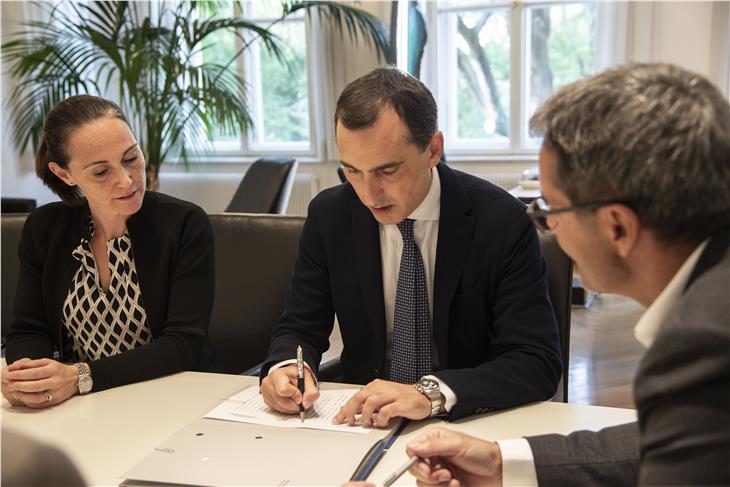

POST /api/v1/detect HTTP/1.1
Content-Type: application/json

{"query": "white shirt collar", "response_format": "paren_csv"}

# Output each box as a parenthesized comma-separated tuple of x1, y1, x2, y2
(408, 167, 441, 221)
(634, 239, 709, 348)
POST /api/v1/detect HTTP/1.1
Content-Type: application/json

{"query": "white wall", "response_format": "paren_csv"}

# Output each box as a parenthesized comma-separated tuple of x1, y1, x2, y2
(1, 2, 59, 206)
(2, 1, 728, 213)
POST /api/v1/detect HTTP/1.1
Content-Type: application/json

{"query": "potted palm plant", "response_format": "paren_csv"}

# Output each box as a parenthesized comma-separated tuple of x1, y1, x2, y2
(2, 1, 389, 190)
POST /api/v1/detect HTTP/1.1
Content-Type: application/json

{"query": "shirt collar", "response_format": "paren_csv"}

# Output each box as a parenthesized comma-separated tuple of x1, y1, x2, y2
(634, 239, 709, 348)
(408, 167, 441, 222)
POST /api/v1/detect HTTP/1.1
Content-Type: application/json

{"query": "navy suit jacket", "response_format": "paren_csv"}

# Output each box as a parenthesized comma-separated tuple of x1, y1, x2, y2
(262, 163, 561, 420)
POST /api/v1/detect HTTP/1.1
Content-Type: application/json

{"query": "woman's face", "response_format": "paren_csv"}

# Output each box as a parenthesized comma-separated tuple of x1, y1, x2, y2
(50, 117, 146, 218)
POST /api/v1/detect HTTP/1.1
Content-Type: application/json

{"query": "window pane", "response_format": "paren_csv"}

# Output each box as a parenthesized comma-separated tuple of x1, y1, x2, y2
(257, 21, 310, 144)
(251, 0, 285, 19)
(527, 3, 596, 117)
(200, 5, 241, 145)
(449, 9, 511, 142)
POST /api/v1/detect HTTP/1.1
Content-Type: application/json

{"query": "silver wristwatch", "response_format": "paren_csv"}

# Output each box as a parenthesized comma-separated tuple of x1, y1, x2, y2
(414, 377, 443, 417)
(75, 362, 93, 395)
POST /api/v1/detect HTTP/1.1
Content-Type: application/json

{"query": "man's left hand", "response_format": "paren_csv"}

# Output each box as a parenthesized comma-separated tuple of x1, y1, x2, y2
(332, 379, 432, 427)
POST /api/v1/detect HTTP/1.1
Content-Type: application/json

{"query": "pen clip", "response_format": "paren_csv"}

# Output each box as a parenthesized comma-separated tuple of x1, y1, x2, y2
(296, 345, 304, 378)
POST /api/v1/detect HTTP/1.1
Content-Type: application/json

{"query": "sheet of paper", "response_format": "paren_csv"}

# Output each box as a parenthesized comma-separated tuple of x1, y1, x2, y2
(204, 386, 374, 434)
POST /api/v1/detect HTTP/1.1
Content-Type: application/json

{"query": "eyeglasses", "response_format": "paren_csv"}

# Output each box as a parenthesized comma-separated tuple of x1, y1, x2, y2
(526, 196, 629, 233)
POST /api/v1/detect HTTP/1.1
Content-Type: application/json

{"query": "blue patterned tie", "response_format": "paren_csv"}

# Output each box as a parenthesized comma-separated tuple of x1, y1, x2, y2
(390, 218, 432, 383)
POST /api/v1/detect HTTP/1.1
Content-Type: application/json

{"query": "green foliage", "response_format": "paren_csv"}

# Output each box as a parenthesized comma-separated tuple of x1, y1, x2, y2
(547, 3, 596, 88)
(259, 22, 309, 143)
(2, 0, 389, 181)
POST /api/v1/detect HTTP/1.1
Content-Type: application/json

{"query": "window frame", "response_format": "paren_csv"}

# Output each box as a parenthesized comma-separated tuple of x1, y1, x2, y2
(415, 0, 618, 160)
(199, 3, 324, 162)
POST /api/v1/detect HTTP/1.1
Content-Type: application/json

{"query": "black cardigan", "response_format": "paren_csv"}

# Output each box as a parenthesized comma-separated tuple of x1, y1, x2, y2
(5, 191, 215, 392)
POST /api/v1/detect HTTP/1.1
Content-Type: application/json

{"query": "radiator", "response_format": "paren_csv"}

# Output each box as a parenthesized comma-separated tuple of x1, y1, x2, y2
(286, 173, 319, 216)
(476, 173, 522, 191)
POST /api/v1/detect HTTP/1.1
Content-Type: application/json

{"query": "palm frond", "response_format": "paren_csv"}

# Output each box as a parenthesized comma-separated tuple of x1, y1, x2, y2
(2, 0, 389, 182)
(281, 1, 389, 61)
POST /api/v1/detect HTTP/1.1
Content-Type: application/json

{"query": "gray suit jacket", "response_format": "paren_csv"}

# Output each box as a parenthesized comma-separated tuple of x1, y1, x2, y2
(1, 429, 86, 486)
(526, 228, 730, 486)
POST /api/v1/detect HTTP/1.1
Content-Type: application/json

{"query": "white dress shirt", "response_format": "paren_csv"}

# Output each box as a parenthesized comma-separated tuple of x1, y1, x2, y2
(497, 239, 709, 486)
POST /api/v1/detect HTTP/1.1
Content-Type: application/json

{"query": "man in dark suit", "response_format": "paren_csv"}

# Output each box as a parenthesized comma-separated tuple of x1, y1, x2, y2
(367, 63, 730, 486)
(260, 67, 562, 424)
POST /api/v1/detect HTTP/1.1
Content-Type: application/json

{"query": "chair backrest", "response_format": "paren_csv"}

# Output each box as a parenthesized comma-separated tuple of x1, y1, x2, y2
(539, 233, 574, 402)
(225, 157, 298, 214)
(1, 198, 36, 213)
(207, 213, 304, 374)
(1, 214, 29, 345)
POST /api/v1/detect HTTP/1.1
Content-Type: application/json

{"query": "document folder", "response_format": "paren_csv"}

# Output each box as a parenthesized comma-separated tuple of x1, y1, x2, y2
(123, 418, 389, 486)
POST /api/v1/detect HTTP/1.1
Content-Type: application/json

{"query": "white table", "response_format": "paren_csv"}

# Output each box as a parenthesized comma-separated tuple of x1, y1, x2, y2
(2, 372, 636, 486)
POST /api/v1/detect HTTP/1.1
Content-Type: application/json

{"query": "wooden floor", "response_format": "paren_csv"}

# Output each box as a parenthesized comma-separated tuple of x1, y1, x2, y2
(568, 293, 646, 408)
(325, 293, 647, 409)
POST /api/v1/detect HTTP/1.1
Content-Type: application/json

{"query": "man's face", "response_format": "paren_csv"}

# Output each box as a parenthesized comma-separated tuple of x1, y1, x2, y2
(336, 106, 442, 225)
(538, 145, 626, 292)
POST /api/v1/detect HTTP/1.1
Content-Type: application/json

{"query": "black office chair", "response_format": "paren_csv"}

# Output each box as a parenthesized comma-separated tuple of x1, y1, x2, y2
(1, 198, 36, 213)
(207, 213, 304, 374)
(539, 233, 574, 403)
(225, 157, 298, 214)
(1, 214, 29, 347)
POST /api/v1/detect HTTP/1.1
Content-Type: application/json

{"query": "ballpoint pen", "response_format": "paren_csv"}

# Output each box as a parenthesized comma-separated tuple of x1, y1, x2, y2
(383, 456, 419, 487)
(296, 345, 305, 422)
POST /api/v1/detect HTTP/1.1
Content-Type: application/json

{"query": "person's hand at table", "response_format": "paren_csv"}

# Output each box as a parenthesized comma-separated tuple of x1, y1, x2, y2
(260, 364, 319, 414)
(332, 379, 432, 427)
(406, 427, 503, 487)
(2, 358, 80, 408)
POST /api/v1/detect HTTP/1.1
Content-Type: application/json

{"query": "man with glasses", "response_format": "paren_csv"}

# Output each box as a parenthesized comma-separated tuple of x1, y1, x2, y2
(347, 63, 730, 486)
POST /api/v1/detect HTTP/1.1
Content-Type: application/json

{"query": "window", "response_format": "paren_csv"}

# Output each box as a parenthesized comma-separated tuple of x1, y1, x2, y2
(201, 0, 314, 157)
(403, 1, 614, 156)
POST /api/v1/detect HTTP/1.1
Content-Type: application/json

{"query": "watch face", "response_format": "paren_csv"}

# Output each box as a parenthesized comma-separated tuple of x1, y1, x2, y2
(79, 375, 93, 393)
(418, 378, 439, 393)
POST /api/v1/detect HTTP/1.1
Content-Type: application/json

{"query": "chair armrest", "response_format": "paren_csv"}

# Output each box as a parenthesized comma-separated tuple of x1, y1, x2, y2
(318, 357, 343, 382)
(241, 363, 262, 376)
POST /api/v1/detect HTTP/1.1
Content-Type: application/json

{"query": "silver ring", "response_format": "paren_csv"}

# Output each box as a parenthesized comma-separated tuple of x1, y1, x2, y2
(45, 391, 53, 402)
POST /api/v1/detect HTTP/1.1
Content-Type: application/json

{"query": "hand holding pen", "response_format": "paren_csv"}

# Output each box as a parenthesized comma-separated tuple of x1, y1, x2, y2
(259, 347, 320, 415)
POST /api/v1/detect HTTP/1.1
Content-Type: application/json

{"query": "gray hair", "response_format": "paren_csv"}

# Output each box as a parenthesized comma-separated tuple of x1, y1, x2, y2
(530, 63, 730, 245)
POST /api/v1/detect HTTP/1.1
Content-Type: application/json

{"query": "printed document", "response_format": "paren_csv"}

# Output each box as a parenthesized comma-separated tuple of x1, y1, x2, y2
(205, 386, 373, 434)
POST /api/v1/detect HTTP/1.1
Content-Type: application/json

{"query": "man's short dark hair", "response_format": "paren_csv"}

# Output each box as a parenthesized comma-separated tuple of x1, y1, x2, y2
(530, 63, 730, 245)
(335, 66, 437, 150)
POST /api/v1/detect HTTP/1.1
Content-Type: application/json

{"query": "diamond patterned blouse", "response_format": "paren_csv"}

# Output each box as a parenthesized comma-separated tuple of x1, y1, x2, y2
(62, 220, 151, 362)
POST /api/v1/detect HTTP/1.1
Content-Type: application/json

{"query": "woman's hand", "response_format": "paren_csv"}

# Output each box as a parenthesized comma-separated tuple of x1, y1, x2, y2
(2, 358, 79, 408)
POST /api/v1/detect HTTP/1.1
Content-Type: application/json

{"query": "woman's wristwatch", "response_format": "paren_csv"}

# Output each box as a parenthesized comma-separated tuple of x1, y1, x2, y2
(75, 363, 93, 395)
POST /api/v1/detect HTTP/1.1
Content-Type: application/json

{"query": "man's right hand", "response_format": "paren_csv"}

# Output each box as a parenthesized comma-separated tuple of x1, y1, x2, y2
(406, 427, 503, 487)
(260, 364, 320, 414)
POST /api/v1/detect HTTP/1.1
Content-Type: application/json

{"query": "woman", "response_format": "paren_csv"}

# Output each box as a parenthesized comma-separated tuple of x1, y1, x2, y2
(1, 95, 214, 408)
